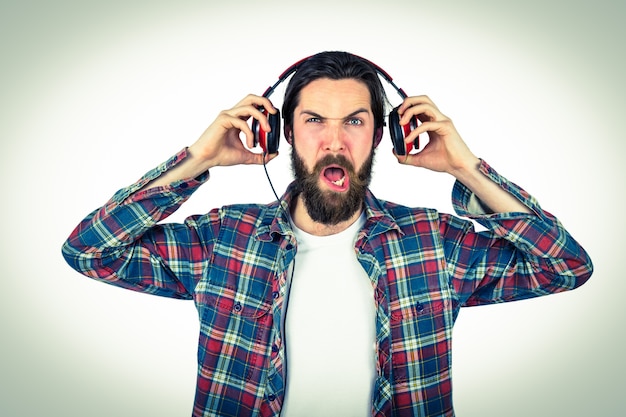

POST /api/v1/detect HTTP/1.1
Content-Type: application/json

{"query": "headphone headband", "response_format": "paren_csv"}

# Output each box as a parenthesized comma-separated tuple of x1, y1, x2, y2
(261, 54, 408, 100)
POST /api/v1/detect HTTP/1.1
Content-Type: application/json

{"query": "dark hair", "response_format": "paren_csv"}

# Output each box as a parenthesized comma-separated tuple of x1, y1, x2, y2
(282, 51, 387, 132)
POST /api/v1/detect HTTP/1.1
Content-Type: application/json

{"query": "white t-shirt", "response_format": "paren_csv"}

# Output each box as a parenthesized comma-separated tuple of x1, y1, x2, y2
(281, 214, 377, 416)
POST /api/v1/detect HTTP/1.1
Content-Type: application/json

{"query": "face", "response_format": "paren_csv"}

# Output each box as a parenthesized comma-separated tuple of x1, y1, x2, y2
(289, 78, 376, 225)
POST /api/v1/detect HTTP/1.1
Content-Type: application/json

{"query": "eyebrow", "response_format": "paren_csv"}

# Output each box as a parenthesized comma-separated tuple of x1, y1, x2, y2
(299, 108, 370, 120)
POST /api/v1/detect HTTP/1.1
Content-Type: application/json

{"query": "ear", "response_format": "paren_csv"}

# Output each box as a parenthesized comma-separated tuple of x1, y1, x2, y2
(373, 127, 383, 148)
(284, 125, 293, 145)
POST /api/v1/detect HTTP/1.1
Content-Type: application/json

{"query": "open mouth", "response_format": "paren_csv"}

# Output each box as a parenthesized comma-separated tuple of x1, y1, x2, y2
(320, 165, 349, 191)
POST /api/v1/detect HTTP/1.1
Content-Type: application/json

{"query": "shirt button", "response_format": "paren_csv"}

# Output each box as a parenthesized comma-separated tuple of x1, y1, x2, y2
(268, 394, 276, 401)
(272, 291, 279, 299)
(233, 302, 242, 312)
(271, 344, 279, 353)
(285, 243, 293, 250)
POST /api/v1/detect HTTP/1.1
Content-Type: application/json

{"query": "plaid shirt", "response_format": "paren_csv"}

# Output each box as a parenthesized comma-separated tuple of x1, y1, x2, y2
(63, 148, 593, 417)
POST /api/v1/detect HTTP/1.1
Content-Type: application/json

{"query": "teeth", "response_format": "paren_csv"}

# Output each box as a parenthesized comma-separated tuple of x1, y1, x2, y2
(332, 177, 345, 187)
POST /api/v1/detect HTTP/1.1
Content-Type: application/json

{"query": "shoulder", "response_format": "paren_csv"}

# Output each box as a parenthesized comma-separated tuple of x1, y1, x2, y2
(181, 201, 277, 235)
(216, 201, 278, 227)
(375, 198, 441, 226)
(371, 197, 473, 240)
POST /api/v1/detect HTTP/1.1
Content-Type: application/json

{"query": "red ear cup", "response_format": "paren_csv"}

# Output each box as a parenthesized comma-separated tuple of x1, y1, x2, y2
(252, 107, 281, 154)
(388, 107, 419, 156)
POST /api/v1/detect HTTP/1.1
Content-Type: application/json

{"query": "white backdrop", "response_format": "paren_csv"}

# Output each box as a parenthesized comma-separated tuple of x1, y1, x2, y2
(1, 0, 624, 415)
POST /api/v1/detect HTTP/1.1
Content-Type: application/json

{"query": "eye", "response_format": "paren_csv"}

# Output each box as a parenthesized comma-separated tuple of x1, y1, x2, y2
(346, 118, 363, 126)
(306, 117, 321, 123)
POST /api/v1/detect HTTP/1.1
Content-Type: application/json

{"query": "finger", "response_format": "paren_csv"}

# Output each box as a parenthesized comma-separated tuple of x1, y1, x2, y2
(264, 151, 280, 164)
(392, 148, 410, 165)
(394, 147, 428, 168)
(222, 105, 274, 147)
(243, 150, 280, 166)
(225, 103, 267, 124)
(217, 113, 256, 149)
(398, 103, 439, 125)
(405, 120, 449, 142)
(237, 100, 279, 133)
(260, 97, 279, 114)
(400, 105, 447, 128)
(397, 95, 437, 114)
(237, 119, 256, 150)
(235, 94, 279, 115)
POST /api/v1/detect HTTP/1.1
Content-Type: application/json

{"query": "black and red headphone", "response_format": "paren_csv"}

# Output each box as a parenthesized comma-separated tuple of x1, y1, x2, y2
(252, 55, 420, 156)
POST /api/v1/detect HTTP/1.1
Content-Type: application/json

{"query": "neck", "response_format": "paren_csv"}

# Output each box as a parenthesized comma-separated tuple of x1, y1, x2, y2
(291, 194, 363, 236)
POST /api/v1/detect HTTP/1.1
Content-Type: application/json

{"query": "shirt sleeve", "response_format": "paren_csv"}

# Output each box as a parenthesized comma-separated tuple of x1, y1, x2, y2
(440, 159, 593, 307)
(61, 148, 216, 299)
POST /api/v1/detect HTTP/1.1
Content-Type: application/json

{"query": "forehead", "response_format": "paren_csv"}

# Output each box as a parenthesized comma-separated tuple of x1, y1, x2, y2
(297, 78, 372, 115)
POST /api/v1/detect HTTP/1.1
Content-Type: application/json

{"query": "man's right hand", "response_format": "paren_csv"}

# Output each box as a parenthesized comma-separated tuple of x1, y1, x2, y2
(146, 95, 279, 189)
(189, 94, 279, 170)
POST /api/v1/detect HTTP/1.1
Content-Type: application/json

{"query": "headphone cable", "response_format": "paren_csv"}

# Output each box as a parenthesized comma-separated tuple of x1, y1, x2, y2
(262, 152, 284, 206)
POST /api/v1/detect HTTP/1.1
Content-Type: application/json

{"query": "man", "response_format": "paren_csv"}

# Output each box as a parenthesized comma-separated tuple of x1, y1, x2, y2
(62, 51, 593, 416)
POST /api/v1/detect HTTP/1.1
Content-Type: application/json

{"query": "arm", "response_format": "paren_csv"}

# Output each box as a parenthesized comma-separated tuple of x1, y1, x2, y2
(395, 96, 592, 304)
(62, 95, 279, 296)
(441, 161, 593, 305)
(62, 150, 213, 298)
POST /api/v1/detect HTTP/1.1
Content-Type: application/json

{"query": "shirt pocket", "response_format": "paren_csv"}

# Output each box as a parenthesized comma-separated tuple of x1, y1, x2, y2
(197, 284, 273, 383)
(389, 292, 451, 383)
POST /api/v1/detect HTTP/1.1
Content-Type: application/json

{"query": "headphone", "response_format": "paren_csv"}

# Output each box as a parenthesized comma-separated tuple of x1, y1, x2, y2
(252, 55, 419, 156)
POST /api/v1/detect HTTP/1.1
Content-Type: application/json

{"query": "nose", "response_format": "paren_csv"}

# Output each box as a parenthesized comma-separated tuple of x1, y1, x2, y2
(323, 122, 346, 152)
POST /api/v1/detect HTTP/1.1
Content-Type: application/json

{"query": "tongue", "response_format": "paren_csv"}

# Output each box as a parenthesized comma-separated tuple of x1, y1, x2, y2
(324, 167, 345, 182)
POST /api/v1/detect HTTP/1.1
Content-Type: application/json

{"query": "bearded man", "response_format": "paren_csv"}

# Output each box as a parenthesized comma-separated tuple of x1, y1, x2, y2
(63, 51, 593, 417)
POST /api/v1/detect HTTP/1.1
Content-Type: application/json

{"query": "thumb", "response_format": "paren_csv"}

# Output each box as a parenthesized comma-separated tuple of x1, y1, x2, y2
(250, 151, 279, 165)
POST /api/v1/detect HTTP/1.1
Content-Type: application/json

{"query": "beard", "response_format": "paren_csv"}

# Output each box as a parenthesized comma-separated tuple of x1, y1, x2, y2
(291, 144, 375, 226)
